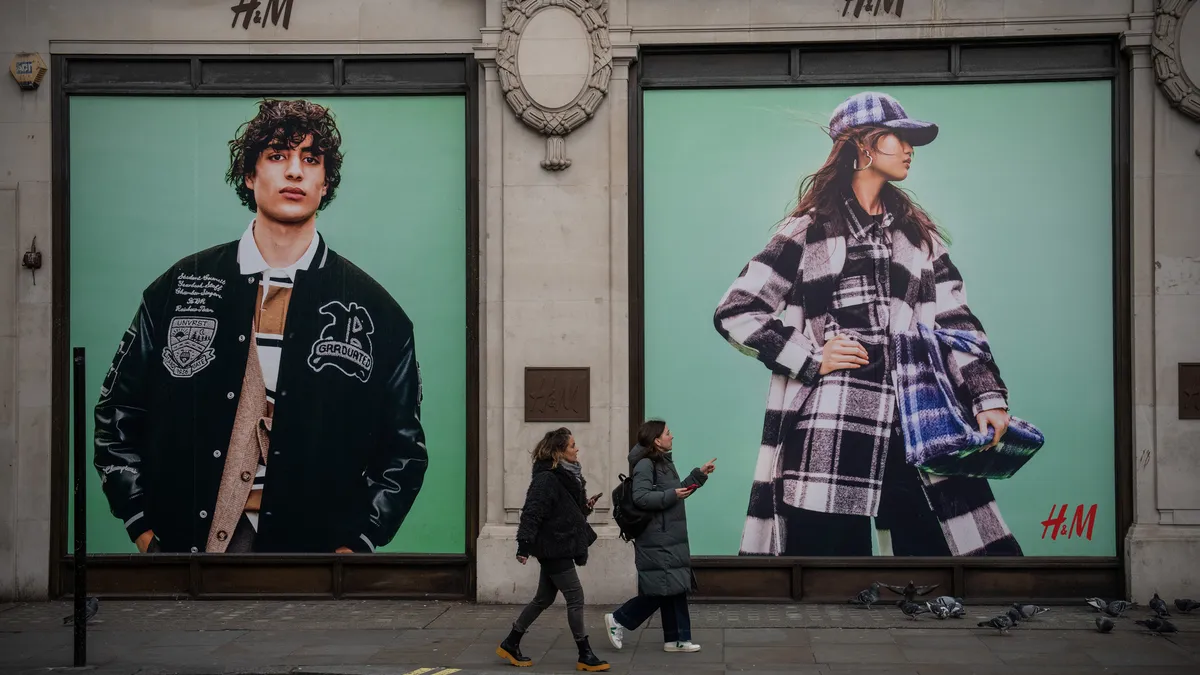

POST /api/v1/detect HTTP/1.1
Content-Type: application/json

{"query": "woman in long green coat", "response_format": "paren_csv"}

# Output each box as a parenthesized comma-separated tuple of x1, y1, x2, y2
(603, 419, 716, 653)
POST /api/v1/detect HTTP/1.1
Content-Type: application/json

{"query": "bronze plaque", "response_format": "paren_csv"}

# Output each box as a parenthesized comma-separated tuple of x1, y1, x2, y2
(525, 367, 590, 423)
(1181, 363, 1200, 420)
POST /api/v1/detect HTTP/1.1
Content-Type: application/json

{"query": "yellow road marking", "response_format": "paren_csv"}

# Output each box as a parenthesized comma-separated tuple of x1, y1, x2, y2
(430, 670, 460, 675)
(400, 669, 434, 675)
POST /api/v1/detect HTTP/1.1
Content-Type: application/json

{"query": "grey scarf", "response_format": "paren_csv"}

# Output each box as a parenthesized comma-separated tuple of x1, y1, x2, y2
(560, 459, 583, 485)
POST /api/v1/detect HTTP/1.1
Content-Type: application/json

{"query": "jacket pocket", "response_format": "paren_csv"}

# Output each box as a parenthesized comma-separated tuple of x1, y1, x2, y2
(830, 274, 876, 309)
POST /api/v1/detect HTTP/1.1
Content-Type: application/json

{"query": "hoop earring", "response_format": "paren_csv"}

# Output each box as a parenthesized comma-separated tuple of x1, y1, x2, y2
(853, 151, 874, 171)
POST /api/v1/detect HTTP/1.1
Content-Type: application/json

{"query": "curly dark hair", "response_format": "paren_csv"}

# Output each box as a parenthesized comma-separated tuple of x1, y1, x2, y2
(225, 99, 344, 213)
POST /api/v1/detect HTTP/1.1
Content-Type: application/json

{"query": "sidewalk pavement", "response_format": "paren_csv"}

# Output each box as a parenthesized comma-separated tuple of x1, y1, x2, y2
(1, 600, 1197, 675)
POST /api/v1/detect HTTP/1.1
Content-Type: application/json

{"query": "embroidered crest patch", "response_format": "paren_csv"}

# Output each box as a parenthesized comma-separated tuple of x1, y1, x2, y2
(308, 301, 375, 382)
(162, 317, 218, 378)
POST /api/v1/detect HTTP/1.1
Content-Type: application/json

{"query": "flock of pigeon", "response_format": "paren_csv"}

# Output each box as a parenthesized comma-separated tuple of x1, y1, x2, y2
(1087, 593, 1199, 636)
(849, 581, 1200, 637)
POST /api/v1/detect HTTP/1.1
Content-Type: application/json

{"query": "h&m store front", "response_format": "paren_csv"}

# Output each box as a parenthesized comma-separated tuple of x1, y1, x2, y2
(1, 0, 1197, 604)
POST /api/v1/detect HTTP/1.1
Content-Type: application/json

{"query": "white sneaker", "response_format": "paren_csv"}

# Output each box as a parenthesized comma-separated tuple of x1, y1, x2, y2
(664, 641, 701, 653)
(604, 613, 624, 650)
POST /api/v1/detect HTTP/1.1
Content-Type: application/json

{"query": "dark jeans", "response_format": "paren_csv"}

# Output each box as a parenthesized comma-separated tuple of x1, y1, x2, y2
(513, 560, 586, 641)
(778, 426, 952, 557)
(613, 593, 691, 643)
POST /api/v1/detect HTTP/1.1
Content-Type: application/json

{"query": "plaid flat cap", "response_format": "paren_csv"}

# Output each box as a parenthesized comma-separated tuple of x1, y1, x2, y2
(829, 91, 939, 146)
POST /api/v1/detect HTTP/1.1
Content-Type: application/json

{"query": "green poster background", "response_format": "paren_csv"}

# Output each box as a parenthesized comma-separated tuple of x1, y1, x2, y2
(68, 96, 467, 554)
(643, 81, 1115, 557)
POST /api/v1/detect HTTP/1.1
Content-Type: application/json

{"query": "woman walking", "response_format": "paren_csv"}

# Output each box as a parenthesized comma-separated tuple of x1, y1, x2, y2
(713, 91, 1022, 557)
(497, 427, 608, 671)
(603, 420, 716, 653)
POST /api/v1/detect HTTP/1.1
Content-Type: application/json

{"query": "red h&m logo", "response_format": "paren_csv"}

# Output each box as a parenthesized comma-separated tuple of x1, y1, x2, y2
(1040, 504, 1098, 541)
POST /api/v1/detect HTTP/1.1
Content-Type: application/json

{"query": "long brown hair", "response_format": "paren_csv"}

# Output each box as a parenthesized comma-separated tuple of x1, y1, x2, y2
(531, 427, 573, 468)
(791, 126, 944, 252)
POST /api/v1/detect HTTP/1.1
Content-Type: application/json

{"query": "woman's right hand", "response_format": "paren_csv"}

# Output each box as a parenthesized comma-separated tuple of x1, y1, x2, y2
(818, 335, 869, 375)
(674, 487, 695, 500)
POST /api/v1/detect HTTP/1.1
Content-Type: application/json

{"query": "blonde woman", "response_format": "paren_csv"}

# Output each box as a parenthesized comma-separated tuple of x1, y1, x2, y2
(497, 427, 608, 671)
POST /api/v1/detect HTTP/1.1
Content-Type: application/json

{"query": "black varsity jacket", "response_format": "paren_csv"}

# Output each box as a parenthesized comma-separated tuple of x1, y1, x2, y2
(93, 236, 428, 554)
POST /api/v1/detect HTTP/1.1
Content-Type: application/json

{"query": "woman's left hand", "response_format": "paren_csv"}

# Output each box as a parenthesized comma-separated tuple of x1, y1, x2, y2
(976, 409, 1010, 450)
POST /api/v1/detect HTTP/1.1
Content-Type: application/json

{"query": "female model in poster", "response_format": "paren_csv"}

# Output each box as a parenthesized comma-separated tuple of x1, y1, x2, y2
(713, 91, 1023, 557)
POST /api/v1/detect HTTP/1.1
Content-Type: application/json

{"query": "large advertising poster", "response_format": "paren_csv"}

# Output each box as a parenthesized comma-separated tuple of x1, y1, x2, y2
(68, 96, 467, 554)
(643, 82, 1115, 557)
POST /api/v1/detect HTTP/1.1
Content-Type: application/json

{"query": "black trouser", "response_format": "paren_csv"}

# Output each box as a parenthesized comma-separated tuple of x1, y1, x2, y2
(778, 426, 952, 556)
(513, 559, 586, 641)
(612, 592, 691, 643)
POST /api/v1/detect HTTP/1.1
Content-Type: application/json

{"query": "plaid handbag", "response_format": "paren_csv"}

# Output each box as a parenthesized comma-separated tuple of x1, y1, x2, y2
(893, 324, 1045, 479)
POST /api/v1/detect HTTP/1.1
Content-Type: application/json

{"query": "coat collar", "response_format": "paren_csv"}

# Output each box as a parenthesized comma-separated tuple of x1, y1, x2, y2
(841, 193, 894, 242)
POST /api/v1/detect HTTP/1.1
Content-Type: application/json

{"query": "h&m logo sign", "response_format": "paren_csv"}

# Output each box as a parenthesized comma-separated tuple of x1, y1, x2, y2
(230, 0, 294, 30)
(843, 0, 904, 19)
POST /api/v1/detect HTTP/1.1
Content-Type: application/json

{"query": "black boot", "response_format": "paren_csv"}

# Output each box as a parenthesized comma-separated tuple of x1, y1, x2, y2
(496, 627, 532, 667)
(575, 636, 610, 672)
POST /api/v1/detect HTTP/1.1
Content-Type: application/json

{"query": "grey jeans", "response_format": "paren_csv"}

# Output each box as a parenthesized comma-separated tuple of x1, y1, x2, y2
(513, 561, 586, 641)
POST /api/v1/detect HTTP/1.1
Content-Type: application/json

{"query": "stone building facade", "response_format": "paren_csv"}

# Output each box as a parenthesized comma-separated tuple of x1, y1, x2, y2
(0, 0, 1197, 604)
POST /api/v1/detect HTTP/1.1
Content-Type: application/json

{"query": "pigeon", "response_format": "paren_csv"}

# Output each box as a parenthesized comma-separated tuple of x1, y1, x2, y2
(978, 614, 1014, 634)
(1105, 600, 1137, 618)
(60, 596, 99, 626)
(1149, 593, 1170, 617)
(927, 602, 951, 620)
(1012, 603, 1050, 620)
(1135, 617, 1178, 635)
(898, 600, 930, 620)
(932, 596, 966, 618)
(1095, 616, 1115, 633)
(1085, 597, 1108, 612)
(849, 582, 881, 609)
(881, 581, 940, 603)
(1005, 607, 1024, 625)
(1174, 598, 1200, 613)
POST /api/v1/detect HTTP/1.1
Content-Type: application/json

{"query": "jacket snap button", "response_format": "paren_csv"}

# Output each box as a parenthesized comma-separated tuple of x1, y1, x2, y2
(227, 392, 235, 400)
(199, 510, 208, 518)
(217, 530, 228, 541)
(241, 471, 252, 482)
(190, 546, 198, 553)
(239, 334, 246, 342)
(213, 450, 221, 458)
(247, 277, 255, 284)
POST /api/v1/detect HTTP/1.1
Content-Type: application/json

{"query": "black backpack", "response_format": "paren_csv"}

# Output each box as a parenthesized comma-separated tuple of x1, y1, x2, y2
(611, 459, 657, 542)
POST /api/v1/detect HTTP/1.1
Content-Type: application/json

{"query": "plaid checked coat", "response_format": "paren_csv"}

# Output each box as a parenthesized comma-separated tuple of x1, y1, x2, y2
(713, 198, 1022, 557)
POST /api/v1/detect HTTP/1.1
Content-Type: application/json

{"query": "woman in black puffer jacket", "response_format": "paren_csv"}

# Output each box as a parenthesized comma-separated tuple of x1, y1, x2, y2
(496, 427, 608, 672)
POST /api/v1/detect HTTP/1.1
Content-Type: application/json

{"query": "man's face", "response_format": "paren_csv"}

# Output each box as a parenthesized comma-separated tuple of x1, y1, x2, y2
(245, 134, 327, 225)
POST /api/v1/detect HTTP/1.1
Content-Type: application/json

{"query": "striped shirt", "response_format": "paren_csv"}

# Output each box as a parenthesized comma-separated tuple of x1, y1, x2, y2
(236, 221, 321, 530)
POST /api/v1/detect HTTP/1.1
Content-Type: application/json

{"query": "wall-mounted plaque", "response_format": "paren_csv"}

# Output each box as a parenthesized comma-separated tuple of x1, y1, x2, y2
(1180, 363, 1200, 420)
(525, 367, 590, 422)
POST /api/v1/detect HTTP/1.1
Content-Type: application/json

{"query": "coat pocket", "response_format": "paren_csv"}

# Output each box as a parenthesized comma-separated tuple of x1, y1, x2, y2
(830, 274, 876, 309)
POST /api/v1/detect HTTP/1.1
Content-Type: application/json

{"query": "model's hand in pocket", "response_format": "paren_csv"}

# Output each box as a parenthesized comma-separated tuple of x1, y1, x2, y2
(819, 335, 869, 375)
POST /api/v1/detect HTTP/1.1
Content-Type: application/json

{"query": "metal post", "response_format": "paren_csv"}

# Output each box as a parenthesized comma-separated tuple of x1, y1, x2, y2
(72, 347, 87, 667)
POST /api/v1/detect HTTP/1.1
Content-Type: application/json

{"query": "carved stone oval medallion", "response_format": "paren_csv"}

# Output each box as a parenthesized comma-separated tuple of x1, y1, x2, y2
(517, 6, 592, 110)
(1153, 0, 1200, 123)
(499, 0, 613, 171)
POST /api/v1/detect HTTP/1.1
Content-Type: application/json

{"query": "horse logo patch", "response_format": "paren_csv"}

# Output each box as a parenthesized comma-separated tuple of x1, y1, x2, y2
(162, 317, 218, 378)
(308, 301, 375, 382)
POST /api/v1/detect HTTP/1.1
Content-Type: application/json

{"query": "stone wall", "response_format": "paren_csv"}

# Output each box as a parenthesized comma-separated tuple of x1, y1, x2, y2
(2, 0, 1197, 604)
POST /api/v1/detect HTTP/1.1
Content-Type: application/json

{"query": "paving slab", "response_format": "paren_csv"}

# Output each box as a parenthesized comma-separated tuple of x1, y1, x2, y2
(0, 600, 1196, 675)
